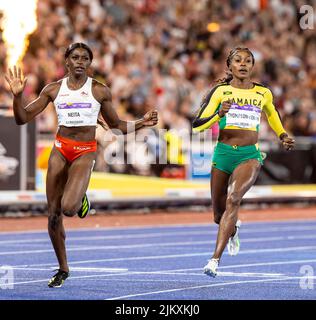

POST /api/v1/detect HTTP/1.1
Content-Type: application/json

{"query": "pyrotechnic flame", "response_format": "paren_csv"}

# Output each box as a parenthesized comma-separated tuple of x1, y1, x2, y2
(0, 0, 38, 67)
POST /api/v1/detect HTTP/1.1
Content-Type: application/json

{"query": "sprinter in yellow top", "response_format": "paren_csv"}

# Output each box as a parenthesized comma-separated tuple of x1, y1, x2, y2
(193, 81, 285, 135)
(192, 47, 295, 278)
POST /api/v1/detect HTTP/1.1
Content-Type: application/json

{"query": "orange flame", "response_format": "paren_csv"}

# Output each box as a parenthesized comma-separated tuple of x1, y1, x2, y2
(0, 0, 38, 67)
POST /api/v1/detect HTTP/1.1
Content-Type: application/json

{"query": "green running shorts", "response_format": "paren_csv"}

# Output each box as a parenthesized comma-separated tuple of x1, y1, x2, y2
(212, 142, 264, 175)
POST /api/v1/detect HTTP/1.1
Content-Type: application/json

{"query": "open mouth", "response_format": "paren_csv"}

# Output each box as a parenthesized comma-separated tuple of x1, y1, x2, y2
(239, 69, 248, 73)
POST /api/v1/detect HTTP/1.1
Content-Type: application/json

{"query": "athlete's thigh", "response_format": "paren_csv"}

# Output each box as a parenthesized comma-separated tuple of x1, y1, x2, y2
(46, 147, 69, 208)
(228, 159, 261, 196)
(63, 152, 96, 203)
(211, 167, 230, 211)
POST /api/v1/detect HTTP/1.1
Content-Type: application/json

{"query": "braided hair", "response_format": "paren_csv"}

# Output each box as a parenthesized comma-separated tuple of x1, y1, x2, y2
(216, 47, 255, 84)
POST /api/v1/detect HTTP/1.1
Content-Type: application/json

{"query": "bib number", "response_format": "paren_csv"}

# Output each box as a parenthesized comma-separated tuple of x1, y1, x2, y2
(226, 104, 261, 129)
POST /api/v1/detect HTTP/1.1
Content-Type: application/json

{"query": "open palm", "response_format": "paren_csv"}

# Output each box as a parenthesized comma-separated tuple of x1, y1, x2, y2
(5, 66, 27, 96)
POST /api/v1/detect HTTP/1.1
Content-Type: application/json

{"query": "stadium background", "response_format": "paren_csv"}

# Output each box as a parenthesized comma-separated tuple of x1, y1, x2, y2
(0, 0, 316, 220)
(1, 0, 316, 303)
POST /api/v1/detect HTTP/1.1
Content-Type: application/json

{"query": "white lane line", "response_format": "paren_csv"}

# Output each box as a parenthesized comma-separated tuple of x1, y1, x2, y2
(181, 271, 286, 277)
(113, 259, 316, 276)
(7, 256, 316, 290)
(1, 240, 209, 255)
(3, 225, 316, 245)
(5, 272, 133, 286)
(106, 276, 306, 300)
(221, 259, 316, 270)
(10, 250, 316, 271)
(0, 268, 290, 288)
(3, 233, 316, 249)
(6, 260, 316, 288)
(0, 235, 316, 255)
(11, 252, 209, 268)
(167, 259, 316, 273)
(2, 233, 316, 255)
(134, 259, 316, 275)
(1, 240, 211, 255)
(10, 257, 316, 275)
(7, 265, 286, 278)
(7, 267, 128, 273)
(62, 267, 129, 272)
(2, 274, 315, 289)
(1, 219, 316, 236)
(0, 222, 215, 235)
(110, 270, 287, 278)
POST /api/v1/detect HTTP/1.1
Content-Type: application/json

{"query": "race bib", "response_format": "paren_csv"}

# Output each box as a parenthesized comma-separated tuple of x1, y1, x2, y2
(225, 104, 261, 129)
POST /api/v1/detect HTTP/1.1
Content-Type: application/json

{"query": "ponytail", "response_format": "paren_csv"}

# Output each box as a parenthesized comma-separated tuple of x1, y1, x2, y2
(216, 72, 233, 84)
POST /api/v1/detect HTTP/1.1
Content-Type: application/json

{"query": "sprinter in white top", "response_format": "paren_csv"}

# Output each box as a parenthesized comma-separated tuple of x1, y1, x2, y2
(54, 76, 101, 127)
(6, 42, 158, 288)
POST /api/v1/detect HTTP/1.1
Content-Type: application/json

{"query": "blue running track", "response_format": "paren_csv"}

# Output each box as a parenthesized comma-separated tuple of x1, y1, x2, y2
(0, 219, 315, 300)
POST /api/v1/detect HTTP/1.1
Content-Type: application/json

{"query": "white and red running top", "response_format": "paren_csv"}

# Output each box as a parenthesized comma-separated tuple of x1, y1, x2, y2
(53, 77, 101, 127)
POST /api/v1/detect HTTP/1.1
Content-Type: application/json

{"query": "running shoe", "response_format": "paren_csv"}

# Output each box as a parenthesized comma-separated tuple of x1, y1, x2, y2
(77, 194, 90, 219)
(228, 219, 241, 256)
(203, 258, 219, 277)
(48, 269, 69, 288)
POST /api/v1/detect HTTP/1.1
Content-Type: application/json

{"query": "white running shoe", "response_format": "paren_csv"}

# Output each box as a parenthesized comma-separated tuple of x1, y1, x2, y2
(228, 219, 241, 256)
(203, 258, 219, 277)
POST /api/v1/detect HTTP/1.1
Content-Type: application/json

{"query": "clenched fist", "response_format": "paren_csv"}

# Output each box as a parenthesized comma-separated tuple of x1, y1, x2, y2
(142, 110, 158, 127)
(219, 100, 232, 118)
(280, 133, 295, 151)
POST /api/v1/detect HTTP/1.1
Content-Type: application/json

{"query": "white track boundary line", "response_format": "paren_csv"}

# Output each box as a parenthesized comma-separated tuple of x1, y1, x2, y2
(11, 252, 210, 268)
(0, 269, 293, 288)
(0, 223, 214, 235)
(8, 260, 316, 275)
(166, 259, 316, 273)
(5, 258, 316, 288)
(2, 234, 316, 256)
(3, 225, 316, 245)
(3, 232, 316, 247)
(106, 276, 307, 300)
(10, 254, 316, 276)
(7, 267, 129, 273)
(1, 218, 316, 235)
(5, 271, 133, 286)
(121, 259, 316, 275)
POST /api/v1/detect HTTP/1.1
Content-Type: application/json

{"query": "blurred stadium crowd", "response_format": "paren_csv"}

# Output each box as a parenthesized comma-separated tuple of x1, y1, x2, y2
(0, 0, 316, 175)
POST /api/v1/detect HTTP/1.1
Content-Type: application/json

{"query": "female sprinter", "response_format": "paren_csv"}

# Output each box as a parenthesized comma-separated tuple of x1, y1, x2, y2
(5, 43, 158, 287)
(192, 47, 294, 277)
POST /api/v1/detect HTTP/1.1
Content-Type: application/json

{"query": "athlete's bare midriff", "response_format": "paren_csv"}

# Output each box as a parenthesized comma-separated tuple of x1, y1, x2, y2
(218, 129, 258, 146)
(57, 125, 97, 141)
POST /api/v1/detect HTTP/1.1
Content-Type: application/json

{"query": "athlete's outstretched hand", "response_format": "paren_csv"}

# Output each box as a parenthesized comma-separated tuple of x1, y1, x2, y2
(280, 133, 295, 151)
(142, 110, 158, 127)
(219, 100, 232, 117)
(5, 66, 27, 96)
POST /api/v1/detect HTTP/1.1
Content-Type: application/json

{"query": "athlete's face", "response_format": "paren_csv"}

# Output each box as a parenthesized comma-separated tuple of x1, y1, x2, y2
(66, 48, 91, 76)
(229, 51, 254, 80)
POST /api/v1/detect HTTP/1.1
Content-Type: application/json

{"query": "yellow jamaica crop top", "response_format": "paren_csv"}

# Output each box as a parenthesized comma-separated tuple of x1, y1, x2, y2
(192, 82, 286, 137)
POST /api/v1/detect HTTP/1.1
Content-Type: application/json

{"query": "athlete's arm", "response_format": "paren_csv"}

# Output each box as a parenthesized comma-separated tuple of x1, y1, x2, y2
(95, 82, 158, 134)
(5, 66, 56, 125)
(263, 89, 294, 150)
(263, 89, 287, 138)
(192, 86, 222, 132)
